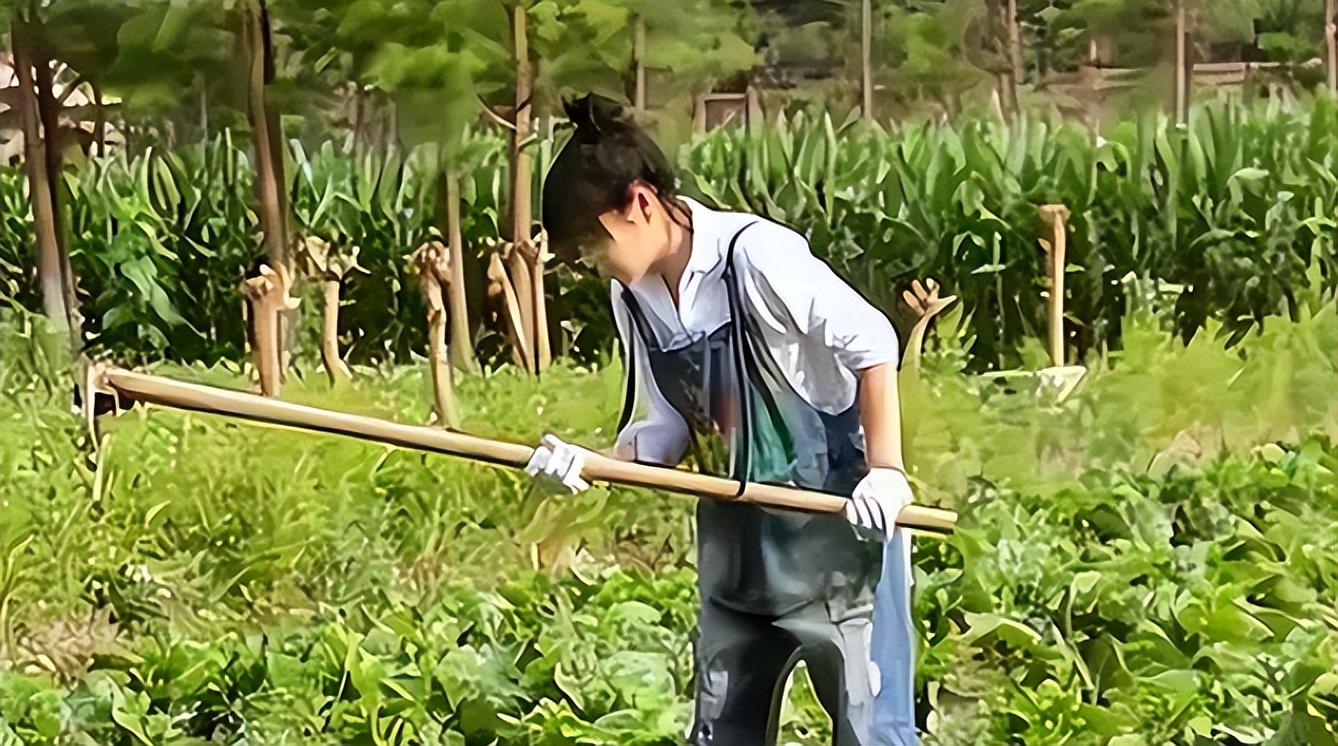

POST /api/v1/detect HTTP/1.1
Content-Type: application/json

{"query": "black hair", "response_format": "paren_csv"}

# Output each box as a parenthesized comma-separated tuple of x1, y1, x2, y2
(542, 93, 688, 260)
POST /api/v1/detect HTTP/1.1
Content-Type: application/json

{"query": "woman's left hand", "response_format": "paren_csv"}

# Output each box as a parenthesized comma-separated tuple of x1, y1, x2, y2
(844, 467, 913, 541)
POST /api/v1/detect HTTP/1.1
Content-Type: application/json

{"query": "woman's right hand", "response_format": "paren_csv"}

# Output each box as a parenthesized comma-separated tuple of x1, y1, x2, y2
(525, 434, 591, 495)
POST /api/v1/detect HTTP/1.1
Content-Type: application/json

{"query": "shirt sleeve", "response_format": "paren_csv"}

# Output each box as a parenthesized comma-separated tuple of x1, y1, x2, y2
(609, 282, 691, 465)
(735, 221, 900, 371)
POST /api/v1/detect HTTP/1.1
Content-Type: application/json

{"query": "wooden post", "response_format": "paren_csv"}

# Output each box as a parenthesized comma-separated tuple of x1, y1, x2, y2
(1327, 0, 1337, 94)
(486, 241, 533, 370)
(693, 94, 707, 135)
(900, 278, 958, 374)
(440, 171, 476, 371)
(1037, 205, 1070, 367)
(528, 230, 551, 372)
(295, 236, 353, 385)
(319, 279, 349, 384)
(861, 0, 873, 121)
(412, 240, 459, 427)
(634, 15, 647, 114)
(240, 263, 296, 397)
(1175, 0, 1189, 125)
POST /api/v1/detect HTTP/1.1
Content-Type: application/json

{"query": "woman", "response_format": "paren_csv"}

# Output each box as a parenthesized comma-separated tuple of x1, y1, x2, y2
(527, 94, 918, 746)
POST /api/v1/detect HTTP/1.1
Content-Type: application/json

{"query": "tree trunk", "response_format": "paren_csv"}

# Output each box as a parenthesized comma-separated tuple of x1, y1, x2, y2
(1327, 0, 1336, 94)
(1006, 0, 1022, 113)
(1175, 0, 1189, 125)
(861, 0, 872, 121)
(634, 15, 647, 114)
(509, 3, 539, 372)
(93, 86, 106, 157)
(198, 72, 209, 143)
(30, 29, 81, 338)
(320, 279, 351, 385)
(11, 19, 68, 334)
(436, 170, 477, 370)
(243, 0, 292, 377)
(985, 0, 1019, 118)
(244, 0, 288, 270)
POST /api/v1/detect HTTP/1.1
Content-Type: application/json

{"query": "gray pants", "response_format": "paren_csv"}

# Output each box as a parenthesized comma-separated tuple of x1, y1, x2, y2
(689, 598, 882, 746)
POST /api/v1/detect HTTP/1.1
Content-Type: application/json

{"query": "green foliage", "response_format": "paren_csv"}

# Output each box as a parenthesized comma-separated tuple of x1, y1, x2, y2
(5, 96, 1337, 372)
(67, 134, 257, 364)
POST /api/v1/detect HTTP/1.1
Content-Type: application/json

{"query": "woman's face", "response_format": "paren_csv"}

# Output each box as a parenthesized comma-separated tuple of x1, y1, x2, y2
(588, 184, 670, 284)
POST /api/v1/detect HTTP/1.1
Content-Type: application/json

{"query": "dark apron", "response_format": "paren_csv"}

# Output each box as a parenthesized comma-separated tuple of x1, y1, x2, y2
(618, 224, 882, 618)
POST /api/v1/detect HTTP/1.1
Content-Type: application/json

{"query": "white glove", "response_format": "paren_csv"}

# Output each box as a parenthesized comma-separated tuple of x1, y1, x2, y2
(525, 434, 591, 495)
(844, 467, 914, 541)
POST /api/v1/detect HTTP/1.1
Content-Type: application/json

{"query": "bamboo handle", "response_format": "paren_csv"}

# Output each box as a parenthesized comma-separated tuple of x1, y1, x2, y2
(97, 368, 958, 535)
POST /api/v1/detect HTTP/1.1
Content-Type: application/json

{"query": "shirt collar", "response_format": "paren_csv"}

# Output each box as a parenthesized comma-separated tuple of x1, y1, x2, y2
(682, 197, 728, 277)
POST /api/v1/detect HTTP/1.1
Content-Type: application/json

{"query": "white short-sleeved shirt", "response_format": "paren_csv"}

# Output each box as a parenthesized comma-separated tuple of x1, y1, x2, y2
(612, 198, 900, 464)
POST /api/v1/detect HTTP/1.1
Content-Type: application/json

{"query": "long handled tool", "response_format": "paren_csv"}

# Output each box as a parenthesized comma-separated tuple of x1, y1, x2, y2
(91, 367, 958, 535)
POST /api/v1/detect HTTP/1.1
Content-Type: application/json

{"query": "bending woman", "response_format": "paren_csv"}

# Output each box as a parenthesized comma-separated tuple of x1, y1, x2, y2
(528, 94, 918, 746)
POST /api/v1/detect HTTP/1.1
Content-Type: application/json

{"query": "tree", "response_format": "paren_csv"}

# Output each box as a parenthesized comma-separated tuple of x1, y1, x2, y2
(7, 11, 72, 342)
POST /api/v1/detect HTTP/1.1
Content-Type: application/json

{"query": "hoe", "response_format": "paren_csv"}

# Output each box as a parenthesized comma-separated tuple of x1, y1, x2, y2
(83, 364, 958, 535)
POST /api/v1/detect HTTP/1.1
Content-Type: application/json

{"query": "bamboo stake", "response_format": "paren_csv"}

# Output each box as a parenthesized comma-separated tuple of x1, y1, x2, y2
(1038, 205, 1070, 367)
(92, 367, 957, 535)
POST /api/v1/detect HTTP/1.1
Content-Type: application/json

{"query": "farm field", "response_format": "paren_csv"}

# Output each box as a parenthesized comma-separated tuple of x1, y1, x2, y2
(1, 292, 1334, 744)
(3, 1, 1338, 742)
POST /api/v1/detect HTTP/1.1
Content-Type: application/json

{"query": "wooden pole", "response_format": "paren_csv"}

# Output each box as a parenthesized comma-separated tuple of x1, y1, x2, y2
(1038, 205, 1070, 367)
(93, 367, 958, 534)
(861, 0, 873, 121)
(634, 15, 647, 114)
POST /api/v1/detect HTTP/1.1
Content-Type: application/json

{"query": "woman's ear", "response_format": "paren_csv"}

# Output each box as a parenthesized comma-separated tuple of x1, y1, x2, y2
(626, 181, 657, 225)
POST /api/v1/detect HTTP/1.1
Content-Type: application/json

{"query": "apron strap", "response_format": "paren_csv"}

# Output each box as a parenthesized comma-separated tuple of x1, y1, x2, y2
(614, 285, 644, 437)
(723, 222, 759, 497)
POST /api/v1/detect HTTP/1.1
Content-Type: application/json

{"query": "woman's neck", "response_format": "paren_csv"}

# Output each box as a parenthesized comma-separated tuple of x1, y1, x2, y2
(650, 204, 694, 305)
